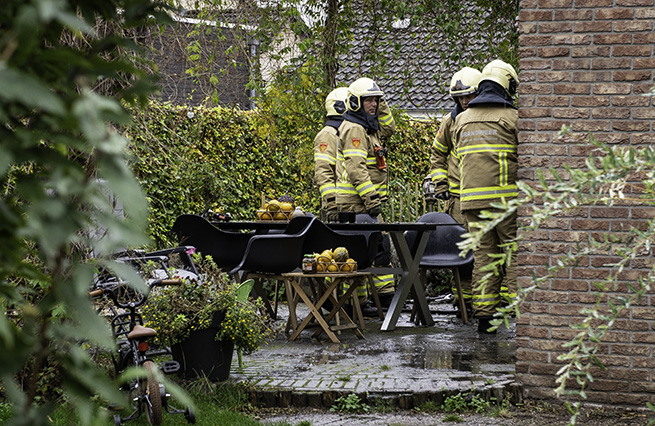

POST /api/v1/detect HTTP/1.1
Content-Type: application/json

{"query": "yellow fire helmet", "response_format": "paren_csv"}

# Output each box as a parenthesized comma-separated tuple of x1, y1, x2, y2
(325, 87, 349, 117)
(480, 59, 518, 96)
(346, 77, 384, 112)
(450, 67, 482, 98)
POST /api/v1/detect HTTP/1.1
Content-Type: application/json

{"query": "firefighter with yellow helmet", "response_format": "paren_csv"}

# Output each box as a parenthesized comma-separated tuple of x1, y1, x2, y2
(336, 77, 396, 311)
(453, 59, 519, 333)
(429, 66, 481, 314)
(314, 87, 349, 222)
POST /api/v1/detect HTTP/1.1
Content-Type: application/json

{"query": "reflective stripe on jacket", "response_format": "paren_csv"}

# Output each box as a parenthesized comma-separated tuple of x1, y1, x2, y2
(377, 98, 396, 141)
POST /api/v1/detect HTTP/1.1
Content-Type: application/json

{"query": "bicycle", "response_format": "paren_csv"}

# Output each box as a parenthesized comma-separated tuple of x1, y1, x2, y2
(91, 272, 196, 426)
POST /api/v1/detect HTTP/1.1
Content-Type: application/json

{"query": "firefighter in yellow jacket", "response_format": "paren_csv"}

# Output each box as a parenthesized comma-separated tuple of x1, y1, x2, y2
(453, 60, 519, 333)
(337, 77, 394, 215)
(314, 87, 349, 222)
(429, 66, 481, 313)
(336, 77, 396, 309)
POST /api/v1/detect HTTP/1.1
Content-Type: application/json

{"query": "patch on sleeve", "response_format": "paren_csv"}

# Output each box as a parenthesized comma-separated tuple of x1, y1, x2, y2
(437, 127, 443, 138)
(351, 137, 360, 148)
(319, 142, 328, 152)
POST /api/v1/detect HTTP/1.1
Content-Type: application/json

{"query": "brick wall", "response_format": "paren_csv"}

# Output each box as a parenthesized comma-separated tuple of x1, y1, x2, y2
(517, 0, 655, 405)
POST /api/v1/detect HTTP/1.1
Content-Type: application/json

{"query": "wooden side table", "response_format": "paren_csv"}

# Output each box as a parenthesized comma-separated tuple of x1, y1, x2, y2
(282, 271, 373, 343)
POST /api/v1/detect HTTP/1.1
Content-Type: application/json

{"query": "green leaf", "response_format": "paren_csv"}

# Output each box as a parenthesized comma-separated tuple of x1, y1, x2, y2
(37, 0, 94, 35)
(0, 144, 13, 176)
(58, 345, 126, 409)
(0, 68, 65, 114)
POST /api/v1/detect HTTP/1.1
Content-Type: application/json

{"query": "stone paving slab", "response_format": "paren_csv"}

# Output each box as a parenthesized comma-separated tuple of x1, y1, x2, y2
(230, 302, 521, 409)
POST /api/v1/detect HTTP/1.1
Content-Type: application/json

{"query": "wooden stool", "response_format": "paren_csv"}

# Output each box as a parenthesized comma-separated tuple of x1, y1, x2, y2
(282, 271, 372, 343)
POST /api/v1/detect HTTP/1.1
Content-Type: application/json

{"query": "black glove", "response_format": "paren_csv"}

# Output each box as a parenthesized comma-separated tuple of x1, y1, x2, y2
(435, 190, 451, 201)
(326, 209, 339, 222)
(367, 205, 382, 217)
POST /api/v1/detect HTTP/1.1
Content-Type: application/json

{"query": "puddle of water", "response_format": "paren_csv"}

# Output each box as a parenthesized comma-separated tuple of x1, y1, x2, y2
(411, 350, 475, 370)
(296, 332, 516, 373)
(273, 304, 516, 374)
(399, 335, 516, 371)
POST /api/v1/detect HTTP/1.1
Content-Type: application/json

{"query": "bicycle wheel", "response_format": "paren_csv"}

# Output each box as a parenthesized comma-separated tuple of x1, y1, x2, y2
(184, 406, 196, 424)
(142, 360, 163, 425)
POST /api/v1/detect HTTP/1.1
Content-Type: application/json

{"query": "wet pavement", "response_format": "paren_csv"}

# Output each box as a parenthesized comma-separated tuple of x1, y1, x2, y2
(230, 298, 520, 412)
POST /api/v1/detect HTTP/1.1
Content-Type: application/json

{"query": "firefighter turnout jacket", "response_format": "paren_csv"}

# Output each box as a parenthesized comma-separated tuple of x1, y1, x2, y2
(314, 117, 343, 212)
(454, 106, 518, 211)
(336, 99, 394, 213)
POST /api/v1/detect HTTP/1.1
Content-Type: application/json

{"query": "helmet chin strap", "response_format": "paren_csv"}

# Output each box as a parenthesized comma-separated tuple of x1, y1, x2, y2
(508, 78, 517, 96)
(348, 95, 360, 111)
(342, 108, 380, 134)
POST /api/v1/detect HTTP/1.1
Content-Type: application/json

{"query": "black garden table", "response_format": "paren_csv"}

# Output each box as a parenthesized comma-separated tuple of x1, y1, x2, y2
(214, 220, 440, 331)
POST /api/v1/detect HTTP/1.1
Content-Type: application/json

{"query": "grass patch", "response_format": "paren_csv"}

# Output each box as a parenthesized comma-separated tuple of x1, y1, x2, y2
(370, 397, 395, 414)
(43, 400, 261, 426)
(415, 400, 441, 412)
(187, 379, 254, 412)
(488, 398, 513, 418)
(13, 380, 278, 426)
(443, 413, 465, 422)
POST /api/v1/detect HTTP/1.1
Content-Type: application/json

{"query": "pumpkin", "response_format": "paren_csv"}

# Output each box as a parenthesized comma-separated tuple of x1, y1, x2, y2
(333, 247, 349, 262)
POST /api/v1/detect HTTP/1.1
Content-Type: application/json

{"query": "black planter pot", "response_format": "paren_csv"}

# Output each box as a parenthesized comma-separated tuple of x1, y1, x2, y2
(171, 311, 235, 382)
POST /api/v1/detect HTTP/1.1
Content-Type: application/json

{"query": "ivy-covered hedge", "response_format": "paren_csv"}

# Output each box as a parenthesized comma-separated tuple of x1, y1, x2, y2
(127, 101, 437, 247)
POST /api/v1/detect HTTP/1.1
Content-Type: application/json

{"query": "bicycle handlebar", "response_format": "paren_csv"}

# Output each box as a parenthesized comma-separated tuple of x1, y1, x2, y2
(89, 289, 104, 298)
(153, 279, 184, 288)
(89, 278, 183, 308)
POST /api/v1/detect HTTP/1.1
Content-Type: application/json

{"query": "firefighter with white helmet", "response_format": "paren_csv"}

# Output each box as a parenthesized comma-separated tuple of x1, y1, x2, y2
(336, 77, 396, 311)
(429, 67, 481, 313)
(336, 77, 393, 215)
(314, 87, 349, 222)
(453, 59, 519, 333)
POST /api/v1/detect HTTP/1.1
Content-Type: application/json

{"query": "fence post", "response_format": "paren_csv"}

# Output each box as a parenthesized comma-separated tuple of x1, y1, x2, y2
(405, 182, 410, 222)
(414, 182, 419, 222)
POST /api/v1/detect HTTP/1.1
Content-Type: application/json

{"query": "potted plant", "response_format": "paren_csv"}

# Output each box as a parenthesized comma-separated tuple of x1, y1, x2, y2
(142, 252, 276, 381)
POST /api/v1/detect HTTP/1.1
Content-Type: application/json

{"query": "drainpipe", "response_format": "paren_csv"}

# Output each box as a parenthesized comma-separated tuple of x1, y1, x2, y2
(247, 38, 259, 110)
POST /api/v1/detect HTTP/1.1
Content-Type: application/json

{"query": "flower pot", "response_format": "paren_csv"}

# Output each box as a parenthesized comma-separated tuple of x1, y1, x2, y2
(170, 311, 235, 382)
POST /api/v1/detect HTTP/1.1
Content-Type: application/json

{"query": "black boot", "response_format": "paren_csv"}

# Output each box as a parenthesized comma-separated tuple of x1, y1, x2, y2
(477, 317, 497, 334)
(341, 303, 353, 318)
(378, 293, 394, 310)
(455, 302, 473, 319)
(361, 300, 380, 317)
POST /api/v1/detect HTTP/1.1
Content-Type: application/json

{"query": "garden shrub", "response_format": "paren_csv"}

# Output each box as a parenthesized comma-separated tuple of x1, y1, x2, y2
(128, 101, 439, 247)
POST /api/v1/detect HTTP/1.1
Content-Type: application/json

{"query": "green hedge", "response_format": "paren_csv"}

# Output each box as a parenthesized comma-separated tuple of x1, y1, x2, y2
(127, 101, 437, 247)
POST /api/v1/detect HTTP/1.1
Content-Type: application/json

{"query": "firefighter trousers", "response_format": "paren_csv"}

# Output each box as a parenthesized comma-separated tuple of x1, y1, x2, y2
(463, 208, 517, 318)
